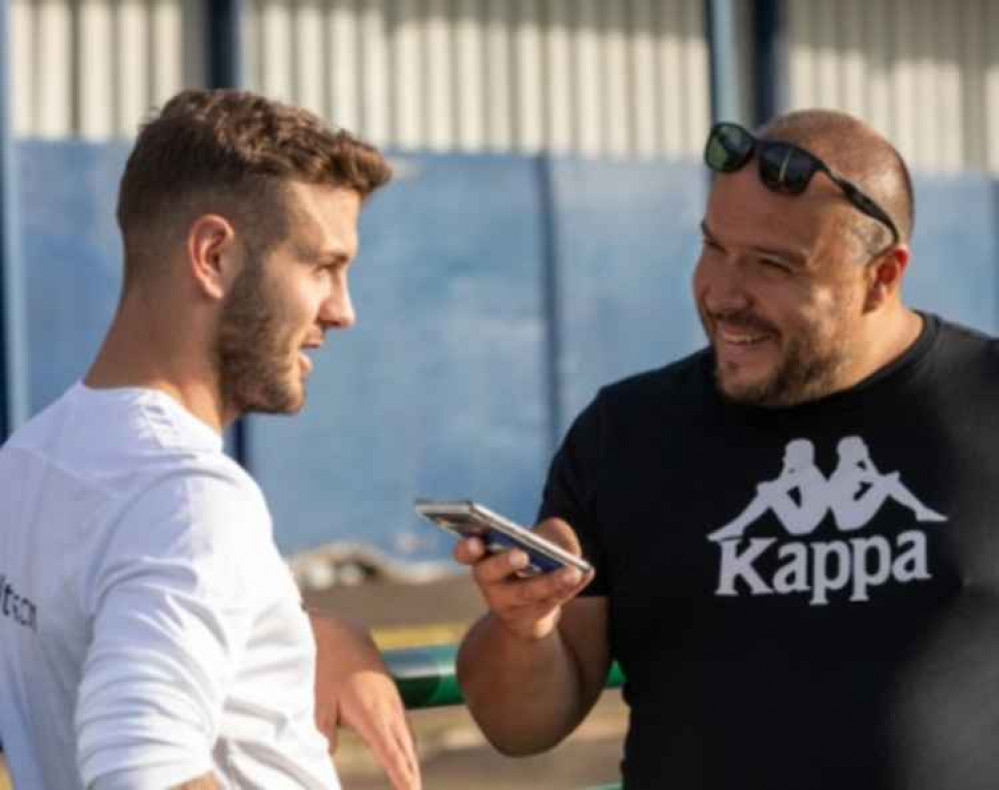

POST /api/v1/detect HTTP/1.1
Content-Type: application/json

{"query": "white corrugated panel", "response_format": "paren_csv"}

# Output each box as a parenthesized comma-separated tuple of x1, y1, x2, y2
(10, 0, 710, 159)
(784, 0, 999, 174)
(452, 0, 485, 150)
(11, 0, 35, 137)
(9, 0, 207, 140)
(984, 0, 999, 172)
(241, 0, 710, 158)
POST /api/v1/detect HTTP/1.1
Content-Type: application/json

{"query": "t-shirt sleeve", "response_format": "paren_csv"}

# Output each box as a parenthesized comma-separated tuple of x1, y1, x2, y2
(75, 465, 270, 788)
(537, 395, 609, 596)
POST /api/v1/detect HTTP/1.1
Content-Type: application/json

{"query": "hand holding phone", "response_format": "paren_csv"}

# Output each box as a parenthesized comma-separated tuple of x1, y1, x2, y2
(414, 499, 592, 576)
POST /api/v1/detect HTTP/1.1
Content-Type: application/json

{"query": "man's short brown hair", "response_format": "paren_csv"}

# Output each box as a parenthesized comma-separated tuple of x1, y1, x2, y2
(116, 89, 392, 282)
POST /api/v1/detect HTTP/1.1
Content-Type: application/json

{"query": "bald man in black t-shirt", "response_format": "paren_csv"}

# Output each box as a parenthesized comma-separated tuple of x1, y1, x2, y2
(453, 110, 999, 789)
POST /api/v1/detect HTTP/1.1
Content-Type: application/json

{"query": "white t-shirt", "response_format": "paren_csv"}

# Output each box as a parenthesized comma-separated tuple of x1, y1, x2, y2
(0, 384, 340, 790)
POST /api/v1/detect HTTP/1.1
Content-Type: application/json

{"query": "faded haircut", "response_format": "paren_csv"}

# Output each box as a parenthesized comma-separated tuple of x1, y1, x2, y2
(116, 89, 392, 285)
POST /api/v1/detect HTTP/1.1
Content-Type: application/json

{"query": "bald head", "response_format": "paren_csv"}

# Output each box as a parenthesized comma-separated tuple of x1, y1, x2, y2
(759, 109, 914, 252)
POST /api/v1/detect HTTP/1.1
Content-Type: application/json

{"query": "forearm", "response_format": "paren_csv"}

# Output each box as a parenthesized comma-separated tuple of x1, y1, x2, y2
(457, 613, 590, 755)
(308, 611, 422, 790)
(309, 610, 389, 737)
(309, 611, 386, 674)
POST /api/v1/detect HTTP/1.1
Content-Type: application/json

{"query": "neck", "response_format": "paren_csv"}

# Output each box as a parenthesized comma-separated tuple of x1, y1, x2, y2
(854, 304, 923, 383)
(85, 287, 228, 433)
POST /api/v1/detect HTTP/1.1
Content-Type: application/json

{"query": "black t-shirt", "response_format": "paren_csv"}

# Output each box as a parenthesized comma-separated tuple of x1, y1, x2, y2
(540, 314, 999, 789)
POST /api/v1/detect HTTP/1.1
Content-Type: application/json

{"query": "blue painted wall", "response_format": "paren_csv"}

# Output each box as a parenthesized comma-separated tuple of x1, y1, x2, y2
(247, 155, 551, 559)
(905, 174, 999, 334)
(12, 141, 999, 560)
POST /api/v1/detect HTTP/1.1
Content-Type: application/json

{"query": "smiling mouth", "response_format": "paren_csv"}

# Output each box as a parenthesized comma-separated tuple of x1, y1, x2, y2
(715, 320, 775, 347)
(719, 328, 770, 345)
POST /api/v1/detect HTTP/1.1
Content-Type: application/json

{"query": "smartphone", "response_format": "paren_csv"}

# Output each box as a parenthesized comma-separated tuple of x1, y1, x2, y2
(414, 498, 592, 576)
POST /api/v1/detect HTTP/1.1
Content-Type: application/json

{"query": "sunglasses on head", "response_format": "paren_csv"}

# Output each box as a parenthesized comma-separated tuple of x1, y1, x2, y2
(704, 122, 900, 247)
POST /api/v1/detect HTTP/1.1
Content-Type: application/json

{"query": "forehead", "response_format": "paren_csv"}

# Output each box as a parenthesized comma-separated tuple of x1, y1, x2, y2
(281, 181, 361, 257)
(704, 163, 844, 256)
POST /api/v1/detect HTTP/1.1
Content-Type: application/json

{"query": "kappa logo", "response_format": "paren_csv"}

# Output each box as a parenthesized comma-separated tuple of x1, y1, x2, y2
(708, 437, 947, 606)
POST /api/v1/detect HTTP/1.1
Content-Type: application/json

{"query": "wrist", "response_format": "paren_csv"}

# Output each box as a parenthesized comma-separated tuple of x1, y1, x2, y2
(495, 608, 562, 644)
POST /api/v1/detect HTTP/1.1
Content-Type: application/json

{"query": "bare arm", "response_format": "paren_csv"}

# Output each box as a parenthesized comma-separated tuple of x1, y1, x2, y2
(309, 612, 422, 790)
(455, 518, 610, 755)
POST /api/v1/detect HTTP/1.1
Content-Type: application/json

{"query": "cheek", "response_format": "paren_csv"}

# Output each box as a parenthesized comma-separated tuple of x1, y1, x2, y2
(283, 279, 323, 321)
(791, 283, 858, 340)
(691, 255, 715, 300)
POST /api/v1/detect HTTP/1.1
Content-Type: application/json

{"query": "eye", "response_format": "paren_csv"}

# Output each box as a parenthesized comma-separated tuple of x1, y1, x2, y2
(701, 236, 723, 253)
(757, 256, 793, 274)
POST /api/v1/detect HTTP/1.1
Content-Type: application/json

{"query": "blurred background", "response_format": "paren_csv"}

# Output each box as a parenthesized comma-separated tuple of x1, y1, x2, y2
(2, 1, 999, 788)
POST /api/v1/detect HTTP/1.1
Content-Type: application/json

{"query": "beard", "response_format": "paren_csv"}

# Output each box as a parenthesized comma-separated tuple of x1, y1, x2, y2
(704, 310, 853, 407)
(215, 260, 304, 417)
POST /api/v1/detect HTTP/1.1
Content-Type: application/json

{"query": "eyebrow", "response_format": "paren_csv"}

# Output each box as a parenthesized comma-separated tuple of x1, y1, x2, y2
(751, 244, 806, 267)
(296, 244, 351, 266)
(316, 250, 350, 265)
(700, 220, 807, 267)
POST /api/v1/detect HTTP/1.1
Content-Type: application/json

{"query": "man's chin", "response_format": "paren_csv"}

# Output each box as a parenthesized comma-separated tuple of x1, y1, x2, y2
(717, 380, 768, 406)
(714, 363, 776, 405)
(237, 383, 305, 416)
(717, 366, 834, 408)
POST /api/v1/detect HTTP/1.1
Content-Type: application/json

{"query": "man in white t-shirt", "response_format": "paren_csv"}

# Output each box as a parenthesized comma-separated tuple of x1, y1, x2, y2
(0, 90, 420, 790)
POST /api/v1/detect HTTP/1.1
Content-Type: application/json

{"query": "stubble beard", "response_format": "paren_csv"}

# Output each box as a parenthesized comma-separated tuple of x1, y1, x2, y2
(215, 261, 305, 418)
(705, 312, 854, 408)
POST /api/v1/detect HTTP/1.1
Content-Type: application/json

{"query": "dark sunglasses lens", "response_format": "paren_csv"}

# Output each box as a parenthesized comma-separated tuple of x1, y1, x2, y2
(758, 143, 816, 194)
(705, 124, 753, 172)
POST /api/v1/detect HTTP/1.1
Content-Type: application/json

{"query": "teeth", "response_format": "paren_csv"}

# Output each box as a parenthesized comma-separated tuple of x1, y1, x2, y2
(720, 330, 766, 345)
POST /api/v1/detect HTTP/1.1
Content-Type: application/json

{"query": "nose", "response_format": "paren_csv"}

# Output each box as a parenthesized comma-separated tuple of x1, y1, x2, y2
(695, 254, 752, 316)
(320, 282, 356, 329)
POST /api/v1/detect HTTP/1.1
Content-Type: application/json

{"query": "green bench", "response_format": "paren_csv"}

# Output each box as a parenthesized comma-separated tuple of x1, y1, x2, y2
(383, 643, 625, 790)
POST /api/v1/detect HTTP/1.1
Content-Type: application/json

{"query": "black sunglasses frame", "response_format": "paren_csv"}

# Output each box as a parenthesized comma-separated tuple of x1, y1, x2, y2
(704, 122, 900, 247)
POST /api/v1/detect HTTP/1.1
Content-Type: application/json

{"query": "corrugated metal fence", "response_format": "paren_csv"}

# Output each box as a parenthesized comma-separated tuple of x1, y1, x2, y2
(10, 0, 999, 168)
(783, 0, 999, 173)
(11, 0, 711, 158)
(11, 0, 207, 140)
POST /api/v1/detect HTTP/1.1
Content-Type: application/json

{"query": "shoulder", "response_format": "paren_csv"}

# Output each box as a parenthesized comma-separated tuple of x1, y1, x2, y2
(593, 348, 712, 413)
(559, 349, 711, 449)
(130, 455, 269, 542)
(935, 315, 999, 348)
(928, 314, 999, 370)
(82, 456, 277, 611)
(97, 454, 272, 581)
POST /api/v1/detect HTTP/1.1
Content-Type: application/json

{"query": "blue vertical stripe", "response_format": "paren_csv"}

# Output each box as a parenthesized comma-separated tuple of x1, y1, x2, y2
(0, 0, 29, 440)
(208, 0, 246, 90)
(706, 0, 743, 124)
(207, 0, 251, 465)
(752, 0, 782, 125)
(536, 154, 562, 452)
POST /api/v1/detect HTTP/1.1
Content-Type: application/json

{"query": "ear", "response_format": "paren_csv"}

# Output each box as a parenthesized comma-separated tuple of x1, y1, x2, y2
(863, 244, 910, 312)
(186, 214, 241, 301)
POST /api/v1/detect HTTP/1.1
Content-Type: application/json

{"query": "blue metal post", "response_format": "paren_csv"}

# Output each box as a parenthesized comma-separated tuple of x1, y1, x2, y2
(536, 154, 563, 450)
(207, 0, 251, 464)
(207, 0, 245, 90)
(0, 0, 30, 441)
(751, 0, 782, 126)
(706, 0, 743, 124)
